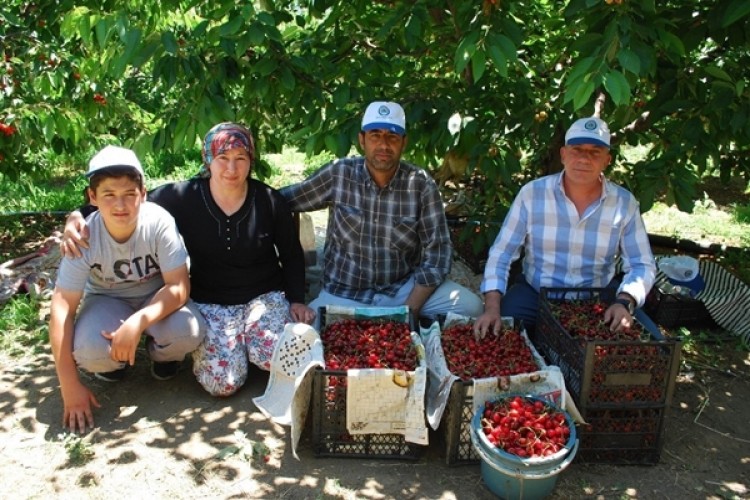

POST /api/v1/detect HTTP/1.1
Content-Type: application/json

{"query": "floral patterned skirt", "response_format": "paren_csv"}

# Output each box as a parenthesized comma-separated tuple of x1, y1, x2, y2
(192, 291, 291, 396)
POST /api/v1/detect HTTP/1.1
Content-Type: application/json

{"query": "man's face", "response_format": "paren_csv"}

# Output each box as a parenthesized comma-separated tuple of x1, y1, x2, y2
(88, 176, 146, 236)
(560, 144, 611, 186)
(359, 129, 407, 174)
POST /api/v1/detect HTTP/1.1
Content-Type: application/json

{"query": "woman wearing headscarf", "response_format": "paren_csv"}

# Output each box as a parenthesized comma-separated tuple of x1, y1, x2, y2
(62, 123, 316, 396)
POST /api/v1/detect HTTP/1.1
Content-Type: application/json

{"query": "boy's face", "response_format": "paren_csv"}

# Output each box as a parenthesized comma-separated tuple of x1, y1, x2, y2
(88, 176, 146, 238)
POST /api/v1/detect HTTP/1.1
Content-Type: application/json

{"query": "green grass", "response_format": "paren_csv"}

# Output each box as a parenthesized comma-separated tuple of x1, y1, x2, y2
(0, 172, 86, 214)
(0, 295, 49, 357)
(642, 198, 750, 248)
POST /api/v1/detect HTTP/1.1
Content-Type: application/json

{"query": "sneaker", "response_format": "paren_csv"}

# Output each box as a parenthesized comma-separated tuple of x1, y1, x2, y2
(151, 360, 181, 381)
(94, 367, 128, 382)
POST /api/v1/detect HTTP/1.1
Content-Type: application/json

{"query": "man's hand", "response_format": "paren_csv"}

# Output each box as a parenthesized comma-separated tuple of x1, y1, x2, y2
(604, 303, 632, 332)
(60, 211, 90, 258)
(290, 302, 316, 324)
(61, 381, 101, 433)
(102, 322, 143, 366)
(473, 290, 503, 339)
(473, 311, 503, 339)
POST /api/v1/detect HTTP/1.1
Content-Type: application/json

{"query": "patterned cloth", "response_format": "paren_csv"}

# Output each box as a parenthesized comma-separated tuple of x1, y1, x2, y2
(280, 157, 451, 302)
(654, 256, 750, 344)
(198, 122, 255, 177)
(192, 291, 292, 396)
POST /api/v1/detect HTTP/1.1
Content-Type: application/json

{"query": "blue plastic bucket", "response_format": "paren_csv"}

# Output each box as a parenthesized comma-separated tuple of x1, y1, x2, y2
(470, 396, 579, 499)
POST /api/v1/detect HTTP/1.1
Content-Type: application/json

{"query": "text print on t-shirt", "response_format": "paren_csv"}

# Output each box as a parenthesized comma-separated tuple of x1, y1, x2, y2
(90, 253, 161, 283)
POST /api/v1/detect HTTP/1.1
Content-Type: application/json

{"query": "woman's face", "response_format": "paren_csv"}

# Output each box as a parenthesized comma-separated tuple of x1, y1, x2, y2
(208, 147, 252, 191)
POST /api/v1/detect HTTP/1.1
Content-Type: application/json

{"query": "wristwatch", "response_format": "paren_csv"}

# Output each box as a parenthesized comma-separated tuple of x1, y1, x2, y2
(613, 297, 635, 315)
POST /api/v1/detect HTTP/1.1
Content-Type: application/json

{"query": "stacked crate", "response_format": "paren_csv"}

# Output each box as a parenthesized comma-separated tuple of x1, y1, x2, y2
(311, 307, 426, 459)
(534, 288, 681, 464)
(644, 284, 715, 329)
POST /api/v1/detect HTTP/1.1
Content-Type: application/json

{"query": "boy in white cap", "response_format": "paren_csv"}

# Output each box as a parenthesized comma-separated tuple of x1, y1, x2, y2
(474, 116, 656, 336)
(49, 145, 206, 433)
(281, 101, 483, 323)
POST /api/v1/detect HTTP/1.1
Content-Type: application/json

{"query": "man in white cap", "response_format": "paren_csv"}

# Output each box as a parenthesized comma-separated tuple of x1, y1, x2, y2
(281, 101, 483, 323)
(474, 116, 656, 336)
(49, 145, 206, 433)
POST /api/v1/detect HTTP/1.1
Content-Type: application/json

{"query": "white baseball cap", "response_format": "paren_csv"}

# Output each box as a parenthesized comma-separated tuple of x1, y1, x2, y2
(565, 117, 611, 148)
(658, 255, 705, 296)
(87, 145, 144, 178)
(361, 101, 406, 135)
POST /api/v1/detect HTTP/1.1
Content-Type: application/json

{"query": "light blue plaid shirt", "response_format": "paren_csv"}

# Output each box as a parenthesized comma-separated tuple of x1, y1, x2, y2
(280, 157, 451, 302)
(481, 172, 655, 306)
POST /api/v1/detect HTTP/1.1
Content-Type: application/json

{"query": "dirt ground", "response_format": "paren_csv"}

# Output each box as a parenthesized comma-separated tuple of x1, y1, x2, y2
(2, 280, 749, 500)
(1, 182, 749, 499)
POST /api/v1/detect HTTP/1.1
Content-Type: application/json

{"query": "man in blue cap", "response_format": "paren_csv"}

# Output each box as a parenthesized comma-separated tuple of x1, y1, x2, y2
(281, 101, 483, 323)
(474, 116, 656, 336)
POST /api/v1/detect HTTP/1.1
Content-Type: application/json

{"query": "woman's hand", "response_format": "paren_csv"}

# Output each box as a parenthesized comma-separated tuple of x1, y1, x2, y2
(60, 211, 89, 258)
(290, 303, 316, 325)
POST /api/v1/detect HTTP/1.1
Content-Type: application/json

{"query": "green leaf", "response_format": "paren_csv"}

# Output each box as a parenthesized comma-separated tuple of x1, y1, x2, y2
(487, 44, 507, 78)
(703, 65, 732, 83)
(617, 49, 641, 75)
(247, 25, 266, 46)
(279, 66, 295, 91)
(332, 86, 349, 108)
(572, 80, 596, 111)
(603, 69, 630, 106)
(172, 114, 189, 151)
(471, 49, 486, 83)
(722, 2, 750, 28)
(494, 34, 518, 63)
(255, 58, 277, 76)
(211, 94, 235, 120)
(405, 12, 423, 43)
(641, 0, 656, 13)
(95, 18, 109, 50)
(324, 134, 339, 155)
(123, 29, 142, 65)
(658, 30, 686, 57)
(214, 445, 242, 461)
(220, 15, 245, 37)
(566, 57, 597, 86)
(162, 31, 179, 56)
(454, 32, 479, 75)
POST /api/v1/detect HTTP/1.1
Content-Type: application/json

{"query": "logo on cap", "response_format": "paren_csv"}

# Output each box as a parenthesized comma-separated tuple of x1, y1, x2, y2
(378, 105, 390, 117)
(584, 120, 598, 131)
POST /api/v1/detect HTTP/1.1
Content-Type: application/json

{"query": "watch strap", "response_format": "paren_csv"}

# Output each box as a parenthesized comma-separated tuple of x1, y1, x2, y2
(613, 297, 634, 314)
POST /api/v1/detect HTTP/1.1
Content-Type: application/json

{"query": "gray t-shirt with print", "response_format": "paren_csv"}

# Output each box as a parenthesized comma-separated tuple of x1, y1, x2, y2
(56, 201, 187, 299)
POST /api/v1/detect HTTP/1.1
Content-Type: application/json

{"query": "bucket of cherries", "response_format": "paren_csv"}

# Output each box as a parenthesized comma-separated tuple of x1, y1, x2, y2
(470, 394, 579, 499)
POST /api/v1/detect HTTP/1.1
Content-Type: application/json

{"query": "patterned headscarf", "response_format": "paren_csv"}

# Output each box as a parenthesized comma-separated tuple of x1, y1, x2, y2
(198, 122, 255, 178)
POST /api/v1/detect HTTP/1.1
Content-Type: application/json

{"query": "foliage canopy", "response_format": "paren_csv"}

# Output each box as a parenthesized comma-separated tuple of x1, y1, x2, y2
(2, 0, 749, 225)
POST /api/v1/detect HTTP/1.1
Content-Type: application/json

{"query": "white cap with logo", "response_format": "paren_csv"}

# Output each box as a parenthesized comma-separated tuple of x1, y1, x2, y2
(565, 117, 611, 148)
(361, 101, 406, 135)
(87, 145, 144, 178)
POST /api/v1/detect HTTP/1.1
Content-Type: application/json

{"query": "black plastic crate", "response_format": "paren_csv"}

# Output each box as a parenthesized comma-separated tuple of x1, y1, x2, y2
(535, 288, 681, 408)
(577, 404, 667, 464)
(310, 368, 425, 459)
(644, 286, 715, 329)
(439, 380, 480, 465)
(311, 307, 426, 459)
(431, 319, 558, 466)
